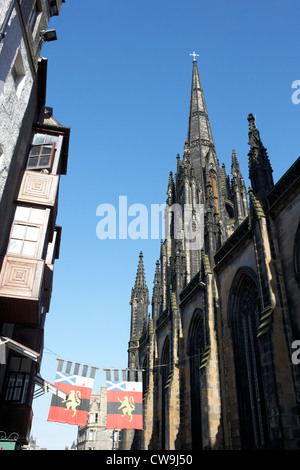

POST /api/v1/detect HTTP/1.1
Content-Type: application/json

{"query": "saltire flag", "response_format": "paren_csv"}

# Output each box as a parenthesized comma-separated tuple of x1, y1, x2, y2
(47, 359, 97, 427)
(106, 369, 143, 430)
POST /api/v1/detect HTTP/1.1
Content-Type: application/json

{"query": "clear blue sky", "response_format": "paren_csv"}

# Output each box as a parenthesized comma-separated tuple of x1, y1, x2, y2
(30, 0, 299, 449)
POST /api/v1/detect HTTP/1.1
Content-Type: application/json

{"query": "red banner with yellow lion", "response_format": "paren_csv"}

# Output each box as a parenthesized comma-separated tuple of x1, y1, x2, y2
(47, 360, 96, 427)
(105, 369, 143, 430)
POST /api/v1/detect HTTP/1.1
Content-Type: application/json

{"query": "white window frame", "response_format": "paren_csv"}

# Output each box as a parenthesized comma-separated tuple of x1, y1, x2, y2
(7, 206, 48, 259)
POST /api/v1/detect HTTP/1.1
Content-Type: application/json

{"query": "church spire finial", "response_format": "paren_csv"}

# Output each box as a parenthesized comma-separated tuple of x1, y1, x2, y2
(189, 51, 199, 62)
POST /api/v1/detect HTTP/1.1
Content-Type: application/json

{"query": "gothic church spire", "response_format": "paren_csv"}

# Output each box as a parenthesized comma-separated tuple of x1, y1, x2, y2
(187, 57, 217, 182)
(231, 149, 248, 224)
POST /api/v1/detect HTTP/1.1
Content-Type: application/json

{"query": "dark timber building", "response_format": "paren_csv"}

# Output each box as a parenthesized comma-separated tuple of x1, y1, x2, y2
(125, 58, 300, 450)
(0, 0, 68, 447)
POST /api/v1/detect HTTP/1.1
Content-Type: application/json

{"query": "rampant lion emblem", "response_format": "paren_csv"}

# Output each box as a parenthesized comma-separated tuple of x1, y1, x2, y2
(118, 396, 135, 422)
(62, 390, 81, 417)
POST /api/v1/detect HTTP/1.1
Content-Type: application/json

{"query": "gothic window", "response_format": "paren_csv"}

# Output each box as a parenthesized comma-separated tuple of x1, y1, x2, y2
(228, 270, 268, 449)
(26, 133, 59, 171)
(294, 222, 300, 289)
(188, 310, 205, 449)
(161, 337, 171, 450)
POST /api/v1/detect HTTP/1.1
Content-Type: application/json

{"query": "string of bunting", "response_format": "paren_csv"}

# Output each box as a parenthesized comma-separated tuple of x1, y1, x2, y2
(42, 349, 208, 431)
(44, 346, 206, 373)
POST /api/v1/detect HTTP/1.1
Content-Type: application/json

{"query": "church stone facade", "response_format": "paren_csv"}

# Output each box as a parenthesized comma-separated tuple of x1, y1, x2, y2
(125, 59, 300, 450)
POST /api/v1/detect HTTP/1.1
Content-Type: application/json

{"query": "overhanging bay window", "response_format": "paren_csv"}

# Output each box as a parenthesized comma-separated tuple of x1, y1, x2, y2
(8, 224, 40, 257)
(26, 133, 59, 171)
(7, 206, 47, 259)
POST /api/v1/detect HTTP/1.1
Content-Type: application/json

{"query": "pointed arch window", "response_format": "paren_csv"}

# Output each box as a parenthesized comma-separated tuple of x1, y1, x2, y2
(161, 338, 171, 450)
(187, 309, 206, 449)
(228, 269, 268, 449)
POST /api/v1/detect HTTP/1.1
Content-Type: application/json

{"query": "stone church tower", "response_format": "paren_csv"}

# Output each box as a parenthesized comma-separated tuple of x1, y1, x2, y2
(126, 58, 300, 450)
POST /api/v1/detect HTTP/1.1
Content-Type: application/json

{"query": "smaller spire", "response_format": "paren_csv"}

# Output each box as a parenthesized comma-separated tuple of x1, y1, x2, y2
(220, 162, 230, 199)
(152, 260, 162, 301)
(247, 113, 274, 199)
(231, 149, 238, 165)
(167, 171, 175, 206)
(135, 251, 146, 288)
(231, 149, 241, 180)
(231, 149, 248, 224)
(129, 252, 150, 344)
(168, 171, 174, 186)
(131, 251, 149, 304)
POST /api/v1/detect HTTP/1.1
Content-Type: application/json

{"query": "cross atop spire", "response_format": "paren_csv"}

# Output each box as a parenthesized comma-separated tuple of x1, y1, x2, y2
(189, 51, 199, 62)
